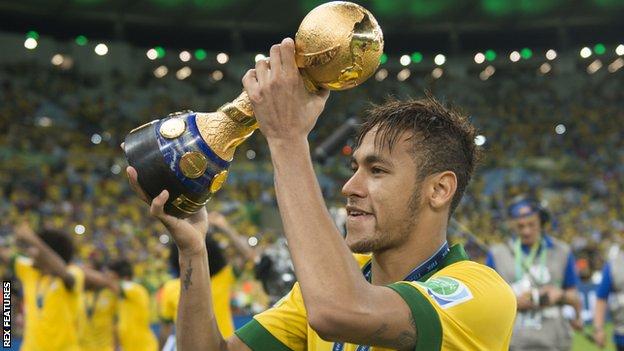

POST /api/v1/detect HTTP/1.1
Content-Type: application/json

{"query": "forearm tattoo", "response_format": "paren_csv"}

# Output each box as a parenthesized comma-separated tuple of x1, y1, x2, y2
(183, 259, 193, 291)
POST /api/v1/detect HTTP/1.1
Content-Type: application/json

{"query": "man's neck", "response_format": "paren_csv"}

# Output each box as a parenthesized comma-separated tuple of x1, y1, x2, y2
(370, 221, 447, 286)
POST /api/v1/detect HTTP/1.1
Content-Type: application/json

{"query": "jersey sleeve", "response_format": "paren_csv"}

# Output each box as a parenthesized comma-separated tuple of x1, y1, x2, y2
(596, 263, 612, 300)
(561, 252, 580, 289)
(14, 255, 35, 281)
(235, 282, 308, 351)
(484, 251, 496, 270)
(388, 263, 517, 351)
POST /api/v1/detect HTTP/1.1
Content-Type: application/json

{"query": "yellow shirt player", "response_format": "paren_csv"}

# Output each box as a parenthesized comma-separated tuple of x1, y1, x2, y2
(109, 259, 158, 351)
(237, 247, 516, 350)
(159, 235, 236, 350)
(11, 226, 85, 351)
(78, 288, 118, 351)
(125, 44, 517, 351)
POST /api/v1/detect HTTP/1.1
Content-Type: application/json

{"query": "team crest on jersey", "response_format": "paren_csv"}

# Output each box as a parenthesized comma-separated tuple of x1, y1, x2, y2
(415, 276, 473, 309)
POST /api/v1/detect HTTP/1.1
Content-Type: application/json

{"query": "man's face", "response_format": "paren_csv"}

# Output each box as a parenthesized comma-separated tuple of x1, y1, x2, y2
(512, 213, 542, 246)
(342, 128, 421, 253)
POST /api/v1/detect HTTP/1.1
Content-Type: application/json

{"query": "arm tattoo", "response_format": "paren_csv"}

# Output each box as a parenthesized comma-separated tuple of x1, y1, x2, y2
(362, 311, 417, 350)
(395, 311, 417, 350)
(183, 259, 193, 291)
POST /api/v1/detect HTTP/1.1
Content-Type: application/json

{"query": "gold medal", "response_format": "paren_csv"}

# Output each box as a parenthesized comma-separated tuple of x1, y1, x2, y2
(160, 118, 186, 139)
(209, 170, 229, 193)
(179, 151, 208, 178)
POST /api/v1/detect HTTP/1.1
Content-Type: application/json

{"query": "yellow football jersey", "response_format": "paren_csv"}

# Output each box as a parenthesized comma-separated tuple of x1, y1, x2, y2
(78, 288, 117, 351)
(236, 244, 516, 351)
(14, 256, 85, 351)
(117, 281, 158, 351)
(159, 264, 235, 337)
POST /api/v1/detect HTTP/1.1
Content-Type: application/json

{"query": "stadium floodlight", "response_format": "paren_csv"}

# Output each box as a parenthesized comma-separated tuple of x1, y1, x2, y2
(397, 68, 411, 81)
(616, 45, 624, 56)
(24, 38, 38, 50)
(380, 53, 388, 64)
(146, 48, 158, 60)
(545, 49, 557, 60)
(520, 48, 533, 59)
(375, 68, 388, 81)
(434, 54, 446, 65)
(400, 55, 411, 66)
(475, 135, 486, 146)
(94, 43, 108, 56)
(211, 70, 224, 81)
(539, 63, 552, 74)
(195, 49, 207, 61)
(75, 35, 88, 46)
(580, 47, 592, 58)
(432, 67, 443, 79)
(216, 52, 229, 64)
(179, 51, 191, 62)
(509, 51, 521, 62)
(474, 52, 485, 64)
(587, 59, 602, 74)
(154, 66, 168, 78)
(411, 52, 423, 63)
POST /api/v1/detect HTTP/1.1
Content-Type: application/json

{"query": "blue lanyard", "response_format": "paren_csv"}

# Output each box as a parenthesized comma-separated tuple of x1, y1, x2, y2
(332, 241, 450, 351)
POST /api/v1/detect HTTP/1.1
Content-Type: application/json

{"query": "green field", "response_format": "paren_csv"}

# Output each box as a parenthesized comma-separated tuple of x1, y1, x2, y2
(572, 325, 616, 351)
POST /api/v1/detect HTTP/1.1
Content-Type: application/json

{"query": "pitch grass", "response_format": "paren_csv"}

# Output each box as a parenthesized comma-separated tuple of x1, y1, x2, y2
(573, 324, 615, 351)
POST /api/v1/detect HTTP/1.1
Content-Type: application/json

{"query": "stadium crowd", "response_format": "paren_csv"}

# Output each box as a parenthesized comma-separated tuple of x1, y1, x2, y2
(1, 55, 622, 345)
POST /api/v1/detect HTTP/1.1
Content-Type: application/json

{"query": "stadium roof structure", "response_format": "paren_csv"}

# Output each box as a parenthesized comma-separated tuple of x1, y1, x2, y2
(0, 0, 623, 54)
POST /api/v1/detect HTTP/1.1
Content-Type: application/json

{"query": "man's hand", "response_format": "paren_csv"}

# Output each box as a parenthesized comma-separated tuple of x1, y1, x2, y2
(516, 291, 535, 310)
(593, 328, 606, 348)
(241, 37, 329, 143)
(570, 316, 583, 331)
(15, 221, 38, 246)
(540, 285, 564, 306)
(126, 166, 208, 256)
(207, 211, 231, 232)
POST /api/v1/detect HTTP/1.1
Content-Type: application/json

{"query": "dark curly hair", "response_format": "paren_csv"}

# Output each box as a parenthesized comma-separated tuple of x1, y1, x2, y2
(356, 93, 481, 215)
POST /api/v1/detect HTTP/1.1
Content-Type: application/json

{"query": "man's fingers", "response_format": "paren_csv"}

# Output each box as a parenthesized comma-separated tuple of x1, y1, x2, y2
(269, 44, 282, 78)
(126, 166, 150, 203)
(255, 58, 270, 85)
(279, 38, 298, 76)
(316, 88, 330, 101)
(150, 190, 168, 216)
(242, 69, 259, 94)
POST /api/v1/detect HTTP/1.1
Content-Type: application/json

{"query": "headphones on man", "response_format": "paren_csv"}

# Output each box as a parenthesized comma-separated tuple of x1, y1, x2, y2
(506, 196, 550, 225)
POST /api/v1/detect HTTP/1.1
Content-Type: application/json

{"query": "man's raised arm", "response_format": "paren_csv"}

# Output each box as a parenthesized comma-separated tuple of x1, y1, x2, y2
(126, 167, 250, 351)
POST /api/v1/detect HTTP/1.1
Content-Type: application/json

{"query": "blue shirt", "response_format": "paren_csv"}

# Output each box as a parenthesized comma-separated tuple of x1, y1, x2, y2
(596, 263, 613, 300)
(485, 235, 579, 289)
(595, 263, 624, 345)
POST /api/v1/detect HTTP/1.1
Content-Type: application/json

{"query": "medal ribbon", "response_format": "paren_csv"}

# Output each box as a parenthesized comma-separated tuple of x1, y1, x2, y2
(514, 237, 548, 283)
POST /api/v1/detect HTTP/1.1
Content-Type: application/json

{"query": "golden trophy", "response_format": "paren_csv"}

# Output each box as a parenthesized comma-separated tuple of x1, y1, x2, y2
(124, 1, 384, 218)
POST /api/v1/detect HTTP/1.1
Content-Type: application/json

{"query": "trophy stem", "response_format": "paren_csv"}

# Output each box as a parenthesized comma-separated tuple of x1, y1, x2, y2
(195, 91, 259, 162)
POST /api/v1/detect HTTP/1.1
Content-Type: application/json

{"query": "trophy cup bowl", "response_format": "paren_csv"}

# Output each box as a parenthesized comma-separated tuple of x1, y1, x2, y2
(124, 1, 383, 218)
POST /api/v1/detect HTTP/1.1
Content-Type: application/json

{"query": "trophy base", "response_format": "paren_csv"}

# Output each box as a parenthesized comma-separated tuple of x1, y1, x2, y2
(124, 112, 229, 219)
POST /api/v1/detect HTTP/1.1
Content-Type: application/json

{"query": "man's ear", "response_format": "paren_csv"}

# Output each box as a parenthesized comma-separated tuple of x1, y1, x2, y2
(427, 171, 457, 212)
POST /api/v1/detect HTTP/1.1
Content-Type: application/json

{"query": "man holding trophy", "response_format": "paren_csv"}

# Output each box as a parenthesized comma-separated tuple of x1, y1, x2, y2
(124, 2, 516, 350)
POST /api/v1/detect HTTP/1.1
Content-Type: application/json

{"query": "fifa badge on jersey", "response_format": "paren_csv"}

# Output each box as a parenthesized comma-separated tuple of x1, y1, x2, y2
(415, 276, 473, 309)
